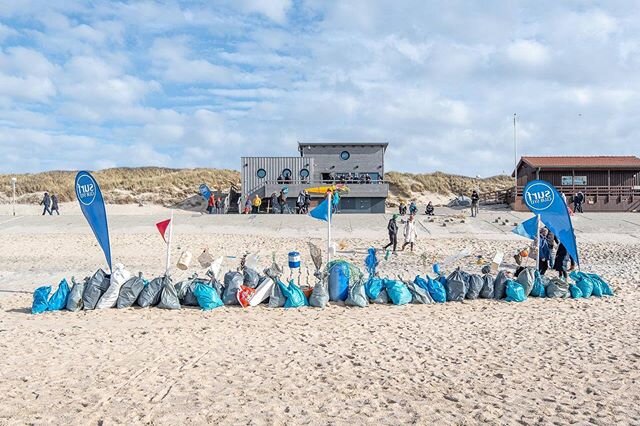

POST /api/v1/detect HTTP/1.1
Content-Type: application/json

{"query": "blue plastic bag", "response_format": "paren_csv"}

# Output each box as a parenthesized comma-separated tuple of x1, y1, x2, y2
(530, 271, 546, 298)
(428, 276, 447, 303)
(383, 279, 412, 305)
(193, 282, 223, 310)
(571, 272, 594, 298)
(328, 262, 349, 301)
(588, 273, 614, 296)
(591, 279, 603, 297)
(278, 279, 309, 308)
(32, 286, 51, 314)
(505, 280, 526, 302)
(364, 248, 378, 276)
(569, 284, 583, 299)
(47, 279, 70, 311)
(365, 276, 384, 300)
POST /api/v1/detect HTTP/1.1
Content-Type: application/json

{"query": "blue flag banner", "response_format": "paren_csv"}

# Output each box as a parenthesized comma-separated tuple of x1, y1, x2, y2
(309, 192, 340, 222)
(75, 171, 112, 271)
(199, 183, 211, 201)
(512, 216, 539, 239)
(523, 180, 579, 265)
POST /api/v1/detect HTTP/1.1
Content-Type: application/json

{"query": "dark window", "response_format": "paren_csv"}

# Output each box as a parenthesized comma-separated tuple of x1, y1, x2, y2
(300, 168, 310, 179)
(256, 169, 266, 179)
(282, 168, 292, 179)
(340, 151, 350, 160)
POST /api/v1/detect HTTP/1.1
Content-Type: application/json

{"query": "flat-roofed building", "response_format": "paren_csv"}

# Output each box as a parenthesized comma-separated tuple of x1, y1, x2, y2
(241, 142, 389, 213)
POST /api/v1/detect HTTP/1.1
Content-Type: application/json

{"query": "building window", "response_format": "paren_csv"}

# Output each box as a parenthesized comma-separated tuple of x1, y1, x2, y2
(300, 168, 310, 179)
(256, 169, 266, 179)
(282, 168, 292, 179)
(340, 150, 350, 160)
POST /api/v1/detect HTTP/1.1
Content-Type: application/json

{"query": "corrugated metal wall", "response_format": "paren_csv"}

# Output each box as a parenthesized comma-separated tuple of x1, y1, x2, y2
(241, 157, 314, 197)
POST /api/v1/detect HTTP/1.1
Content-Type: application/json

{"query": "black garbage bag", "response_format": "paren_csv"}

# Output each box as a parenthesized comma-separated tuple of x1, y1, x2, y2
(116, 275, 146, 308)
(466, 274, 483, 300)
(82, 269, 111, 310)
(137, 277, 164, 307)
(480, 273, 495, 299)
(223, 271, 243, 305)
(157, 276, 180, 309)
(445, 269, 467, 302)
(243, 267, 260, 289)
(493, 270, 510, 300)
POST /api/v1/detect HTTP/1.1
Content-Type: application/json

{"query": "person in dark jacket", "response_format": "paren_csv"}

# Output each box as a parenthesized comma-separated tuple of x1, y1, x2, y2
(554, 242, 570, 280)
(538, 228, 551, 275)
(51, 194, 60, 215)
(470, 190, 480, 217)
(425, 201, 434, 216)
(40, 192, 52, 215)
(270, 192, 278, 213)
(383, 214, 399, 253)
(278, 190, 287, 214)
(304, 190, 311, 213)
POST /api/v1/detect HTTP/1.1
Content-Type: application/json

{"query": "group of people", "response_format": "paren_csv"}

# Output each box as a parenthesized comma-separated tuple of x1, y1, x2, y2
(40, 192, 60, 215)
(572, 191, 585, 213)
(243, 189, 312, 214)
(399, 200, 435, 216)
(206, 194, 225, 214)
(325, 172, 377, 184)
(384, 213, 418, 254)
(517, 226, 576, 280)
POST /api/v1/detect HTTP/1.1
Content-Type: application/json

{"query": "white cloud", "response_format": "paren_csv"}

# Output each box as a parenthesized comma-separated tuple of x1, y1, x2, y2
(506, 39, 550, 68)
(236, 0, 292, 24)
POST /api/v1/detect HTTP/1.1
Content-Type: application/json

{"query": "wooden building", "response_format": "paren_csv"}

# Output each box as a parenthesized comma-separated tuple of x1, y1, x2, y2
(241, 142, 389, 213)
(512, 156, 640, 212)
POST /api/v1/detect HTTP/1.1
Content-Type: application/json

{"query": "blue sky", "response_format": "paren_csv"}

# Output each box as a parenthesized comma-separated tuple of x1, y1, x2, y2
(1, 1, 639, 176)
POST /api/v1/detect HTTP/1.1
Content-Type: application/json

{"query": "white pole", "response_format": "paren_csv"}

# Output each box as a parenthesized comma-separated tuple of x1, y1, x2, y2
(327, 192, 332, 264)
(11, 178, 17, 216)
(513, 113, 518, 199)
(165, 210, 174, 277)
(536, 214, 541, 271)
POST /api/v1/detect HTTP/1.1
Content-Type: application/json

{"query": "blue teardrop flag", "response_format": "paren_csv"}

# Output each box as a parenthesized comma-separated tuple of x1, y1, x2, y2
(75, 171, 112, 271)
(523, 179, 579, 265)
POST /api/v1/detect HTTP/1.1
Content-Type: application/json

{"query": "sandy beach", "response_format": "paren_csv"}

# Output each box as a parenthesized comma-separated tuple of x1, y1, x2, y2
(1, 204, 640, 425)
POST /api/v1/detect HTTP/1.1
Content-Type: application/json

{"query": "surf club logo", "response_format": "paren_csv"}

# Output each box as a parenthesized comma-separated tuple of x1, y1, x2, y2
(524, 182, 555, 211)
(76, 173, 97, 206)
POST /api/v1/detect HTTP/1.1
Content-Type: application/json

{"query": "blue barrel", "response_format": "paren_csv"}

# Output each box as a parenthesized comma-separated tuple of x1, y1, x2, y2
(288, 252, 301, 269)
(329, 262, 350, 301)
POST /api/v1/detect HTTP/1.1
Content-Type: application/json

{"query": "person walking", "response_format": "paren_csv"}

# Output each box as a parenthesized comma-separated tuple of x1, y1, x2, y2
(50, 193, 60, 215)
(270, 192, 278, 214)
(252, 194, 261, 214)
(296, 191, 305, 214)
(40, 192, 52, 215)
(383, 214, 399, 254)
(214, 197, 220, 214)
(573, 192, 584, 213)
(398, 201, 405, 216)
(401, 215, 418, 252)
(409, 200, 417, 216)
(470, 190, 480, 217)
(304, 190, 311, 214)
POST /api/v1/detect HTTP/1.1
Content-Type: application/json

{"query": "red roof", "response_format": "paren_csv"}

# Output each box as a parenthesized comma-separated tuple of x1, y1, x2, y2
(520, 156, 640, 169)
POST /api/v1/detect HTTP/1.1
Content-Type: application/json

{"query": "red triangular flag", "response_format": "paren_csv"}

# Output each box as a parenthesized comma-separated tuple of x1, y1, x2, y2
(156, 219, 171, 243)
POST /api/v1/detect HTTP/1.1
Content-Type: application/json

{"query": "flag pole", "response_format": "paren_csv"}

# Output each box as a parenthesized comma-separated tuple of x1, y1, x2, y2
(327, 192, 332, 264)
(535, 214, 541, 271)
(165, 210, 174, 277)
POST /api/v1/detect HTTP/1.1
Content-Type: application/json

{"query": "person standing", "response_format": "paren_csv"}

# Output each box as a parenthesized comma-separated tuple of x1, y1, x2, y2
(278, 190, 287, 214)
(270, 192, 278, 214)
(40, 192, 52, 215)
(296, 191, 305, 214)
(214, 197, 220, 214)
(304, 190, 311, 214)
(383, 214, 399, 254)
(398, 202, 405, 216)
(401, 215, 418, 252)
(207, 193, 215, 214)
(50, 194, 60, 215)
(409, 200, 417, 216)
(252, 194, 261, 214)
(554, 242, 570, 280)
(470, 190, 480, 217)
(538, 228, 551, 275)
(425, 201, 434, 216)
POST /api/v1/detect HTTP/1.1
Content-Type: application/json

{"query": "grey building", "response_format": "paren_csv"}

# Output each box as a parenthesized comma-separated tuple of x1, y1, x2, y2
(241, 142, 389, 213)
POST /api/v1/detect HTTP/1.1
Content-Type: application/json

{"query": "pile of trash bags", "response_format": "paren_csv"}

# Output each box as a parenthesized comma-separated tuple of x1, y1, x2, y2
(31, 256, 615, 315)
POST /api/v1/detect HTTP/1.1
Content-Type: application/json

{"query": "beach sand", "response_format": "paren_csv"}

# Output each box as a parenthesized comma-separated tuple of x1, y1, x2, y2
(1, 204, 639, 425)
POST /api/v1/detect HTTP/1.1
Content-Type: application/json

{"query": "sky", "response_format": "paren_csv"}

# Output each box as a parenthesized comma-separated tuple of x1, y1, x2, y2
(1, 1, 639, 177)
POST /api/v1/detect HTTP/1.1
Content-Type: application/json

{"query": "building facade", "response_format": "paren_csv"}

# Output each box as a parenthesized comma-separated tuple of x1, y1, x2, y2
(241, 142, 389, 213)
(512, 156, 640, 212)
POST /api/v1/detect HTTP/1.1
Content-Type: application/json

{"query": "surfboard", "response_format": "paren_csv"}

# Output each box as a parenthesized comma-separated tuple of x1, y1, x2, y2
(249, 277, 275, 307)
